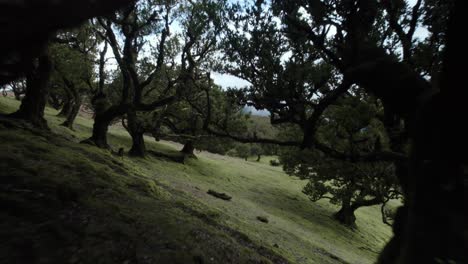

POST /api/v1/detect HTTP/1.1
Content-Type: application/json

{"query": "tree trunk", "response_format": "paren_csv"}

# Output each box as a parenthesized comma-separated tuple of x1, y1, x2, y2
(256, 154, 261, 162)
(57, 91, 71, 117)
(87, 113, 112, 148)
(60, 80, 81, 130)
(48, 93, 62, 110)
(128, 130, 145, 157)
(9, 46, 51, 129)
(334, 199, 357, 227)
(84, 109, 116, 148)
(181, 140, 195, 157)
(377, 2, 464, 263)
(61, 95, 81, 130)
(127, 109, 146, 157)
(82, 103, 128, 148)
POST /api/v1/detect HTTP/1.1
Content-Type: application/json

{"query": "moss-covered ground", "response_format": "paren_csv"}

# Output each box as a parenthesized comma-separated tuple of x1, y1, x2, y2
(0, 97, 394, 264)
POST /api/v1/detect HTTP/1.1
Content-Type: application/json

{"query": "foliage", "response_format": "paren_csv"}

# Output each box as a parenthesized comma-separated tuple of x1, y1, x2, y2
(280, 91, 401, 225)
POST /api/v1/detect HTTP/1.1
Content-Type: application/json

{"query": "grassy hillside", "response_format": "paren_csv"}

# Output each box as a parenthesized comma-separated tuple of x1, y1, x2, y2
(0, 97, 393, 264)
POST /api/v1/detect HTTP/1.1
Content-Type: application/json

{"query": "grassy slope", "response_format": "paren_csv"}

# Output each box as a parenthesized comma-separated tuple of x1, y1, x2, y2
(0, 97, 393, 264)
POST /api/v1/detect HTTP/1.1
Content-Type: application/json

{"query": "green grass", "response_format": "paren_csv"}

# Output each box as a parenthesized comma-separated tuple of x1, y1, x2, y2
(0, 97, 394, 264)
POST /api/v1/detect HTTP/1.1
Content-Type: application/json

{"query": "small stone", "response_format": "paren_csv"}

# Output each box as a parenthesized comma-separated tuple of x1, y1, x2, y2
(207, 190, 232, 201)
(256, 216, 268, 223)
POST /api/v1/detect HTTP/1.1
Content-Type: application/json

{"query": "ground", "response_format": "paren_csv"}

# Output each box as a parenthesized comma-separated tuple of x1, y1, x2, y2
(0, 97, 395, 264)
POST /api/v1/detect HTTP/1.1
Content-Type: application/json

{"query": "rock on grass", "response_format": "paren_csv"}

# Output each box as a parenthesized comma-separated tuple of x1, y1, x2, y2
(207, 189, 232, 201)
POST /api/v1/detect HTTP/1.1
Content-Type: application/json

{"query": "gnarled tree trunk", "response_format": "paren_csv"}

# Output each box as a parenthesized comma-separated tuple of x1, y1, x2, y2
(61, 95, 81, 130)
(9, 46, 51, 129)
(126, 109, 146, 157)
(60, 80, 81, 130)
(335, 196, 383, 227)
(334, 203, 357, 227)
(83, 104, 127, 148)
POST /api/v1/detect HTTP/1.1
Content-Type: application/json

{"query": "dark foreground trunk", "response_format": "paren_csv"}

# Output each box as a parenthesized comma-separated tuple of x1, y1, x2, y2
(9, 47, 51, 129)
(377, 2, 465, 263)
(256, 154, 261, 162)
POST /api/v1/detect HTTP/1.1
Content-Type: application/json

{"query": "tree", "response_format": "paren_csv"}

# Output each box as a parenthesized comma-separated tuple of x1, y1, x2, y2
(8, 44, 52, 129)
(250, 144, 262, 162)
(223, 0, 461, 262)
(86, 0, 228, 157)
(166, 0, 228, 156)
(234, 144, 250, 161)
(49, 24, 98, 129)
(280, 92, 401, 226)
(84, 0, 177, 154)
(152, 81, 251, 158)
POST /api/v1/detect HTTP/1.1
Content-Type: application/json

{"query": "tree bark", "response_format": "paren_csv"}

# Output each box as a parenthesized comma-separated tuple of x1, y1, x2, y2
(377, 2, 465, 263)
(83, 104, 127, 148)
(126, 109, 146, 157)
(256, 154, 261, 162)
(128, 130, 145, 157)
(48, 93, 62, 110)
(334, 205, 357, 227)
(57, 88, 72, 117)
(61, 81, 81, 130)
(180, 140, 195, 157)
(87, 113, 112, 148)
(9, 46, 51, 129)
(335, 196, 383, 227)
(334, 196, 357, 227)
(61, 95, 81, 130)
